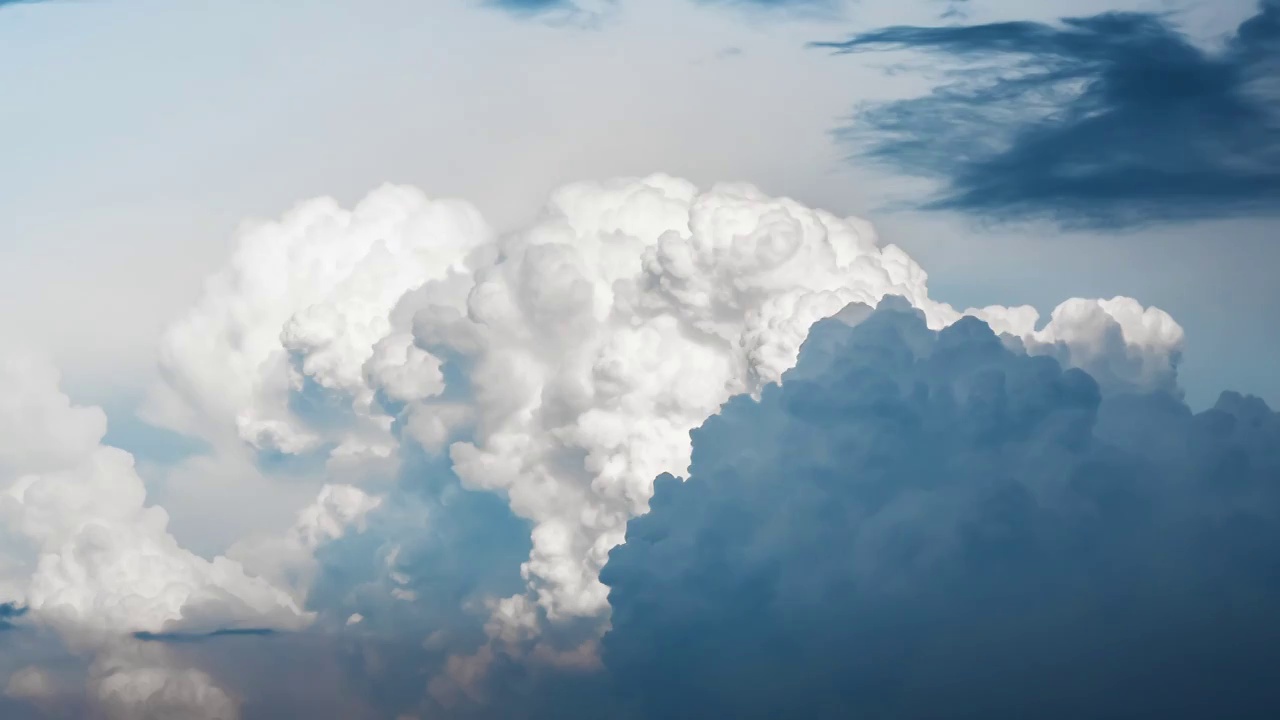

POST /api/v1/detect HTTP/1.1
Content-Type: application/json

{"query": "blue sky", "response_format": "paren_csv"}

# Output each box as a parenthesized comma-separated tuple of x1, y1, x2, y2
(1, 0, 1278, 717)
(1, 0, 1274, 415)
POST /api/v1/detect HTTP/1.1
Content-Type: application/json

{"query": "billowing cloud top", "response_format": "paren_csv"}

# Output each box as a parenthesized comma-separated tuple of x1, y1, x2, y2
(0, 351, 308, 643)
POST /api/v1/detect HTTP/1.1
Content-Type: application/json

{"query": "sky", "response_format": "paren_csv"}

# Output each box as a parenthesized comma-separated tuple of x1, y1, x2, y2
(0, 0, 1278, 718)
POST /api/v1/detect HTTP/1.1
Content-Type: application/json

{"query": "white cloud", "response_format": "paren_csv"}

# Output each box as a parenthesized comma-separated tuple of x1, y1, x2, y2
(0, 349, 310, 716)
(148, 174, 1184, 664)
(228, 484, 382, 604)
(143, 184, 492, 469)
(975, 296, 1185, 395)
(90, 645, 239, 720)
(4, 666, 56, 702)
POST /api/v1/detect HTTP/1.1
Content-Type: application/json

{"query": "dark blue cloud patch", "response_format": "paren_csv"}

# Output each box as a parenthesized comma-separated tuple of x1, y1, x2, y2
(132, 628, 277, 644)
(817, 1, 1280, 228)
(0, 602, 26, 631)
(601, 298, 1280, 719)
(486, 0, 571, 15)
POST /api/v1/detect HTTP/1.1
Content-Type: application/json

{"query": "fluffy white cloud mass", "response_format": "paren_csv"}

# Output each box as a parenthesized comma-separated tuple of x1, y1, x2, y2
(146, 174, 1184, 637)
(0, 351, 308, 643)
(143, 186, 492, 464)
(0, 350, 332, 719)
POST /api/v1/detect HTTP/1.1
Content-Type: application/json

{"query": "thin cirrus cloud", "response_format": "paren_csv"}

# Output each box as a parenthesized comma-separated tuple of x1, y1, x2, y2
(815, 0, 1280, 229)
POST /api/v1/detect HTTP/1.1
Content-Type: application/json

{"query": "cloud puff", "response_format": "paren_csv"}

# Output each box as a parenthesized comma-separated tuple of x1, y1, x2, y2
(143, 184, 492, 465)
(601, 298, 1280, 719)
(817, 1, 1280, 228)
(80, 642, 246, 720)
(227, 484, 382, 605)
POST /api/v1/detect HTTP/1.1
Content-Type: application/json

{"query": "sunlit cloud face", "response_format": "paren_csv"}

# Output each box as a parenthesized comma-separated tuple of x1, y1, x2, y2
(819, 0, 1280, 228)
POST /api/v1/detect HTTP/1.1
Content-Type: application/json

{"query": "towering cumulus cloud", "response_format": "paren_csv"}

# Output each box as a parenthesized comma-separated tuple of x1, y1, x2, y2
(146, 172, 1184, 688)
(602, 299, 1280, 719)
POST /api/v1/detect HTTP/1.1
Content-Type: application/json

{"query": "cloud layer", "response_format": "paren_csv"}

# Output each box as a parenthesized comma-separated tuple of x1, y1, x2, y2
(602, 299, 1280, 719)
(819, 0, 1280, 227)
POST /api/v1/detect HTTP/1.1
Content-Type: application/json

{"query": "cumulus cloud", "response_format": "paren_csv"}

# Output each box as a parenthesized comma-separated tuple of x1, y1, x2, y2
(227, 484, 382, 604)
(601, 298, 1280, 719)
(817, 0, 1280, 227)
(0, 350, 314, 718)
(148, 174, 1186, 686)
(972, 296, 1184, 395)
(89, 644, 240, 720)
(143, 184, 492, 466)
(4, 667, 54, 701)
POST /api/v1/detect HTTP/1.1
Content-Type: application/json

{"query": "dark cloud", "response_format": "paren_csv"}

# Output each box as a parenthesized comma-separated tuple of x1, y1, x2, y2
(132, 628, 277, 644)
(601, 297, 1280, 719)
(0, 603, 26, 631)
(486, 0, 571, 15)
(816, 1, 1280, 228)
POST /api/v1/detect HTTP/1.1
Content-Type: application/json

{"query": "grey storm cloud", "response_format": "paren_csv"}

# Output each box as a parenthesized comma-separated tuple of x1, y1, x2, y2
(816, 1, 1280, 228)
(600, 297, 1280, 719)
